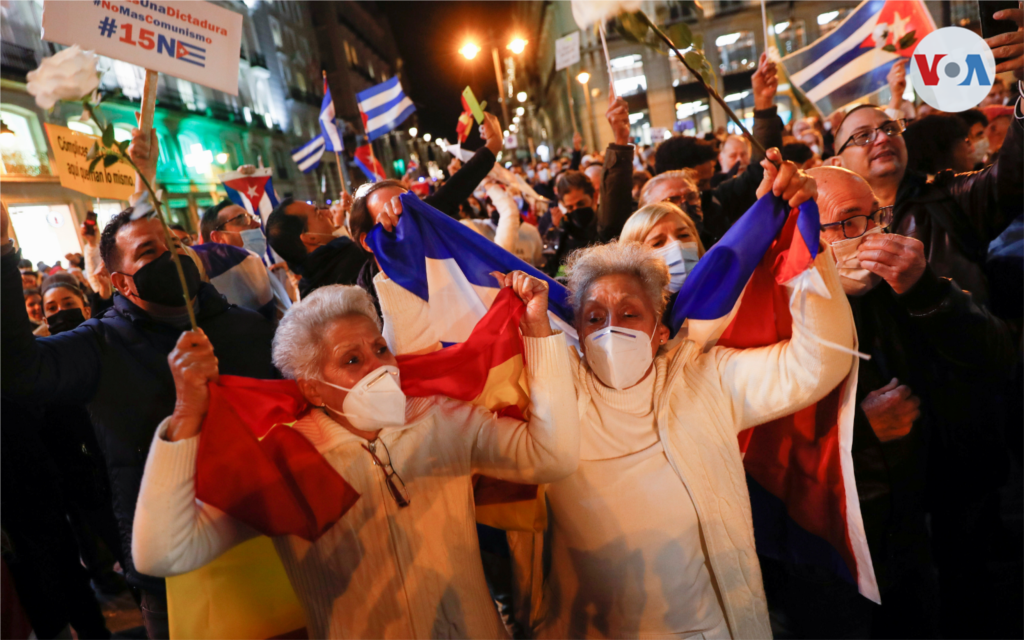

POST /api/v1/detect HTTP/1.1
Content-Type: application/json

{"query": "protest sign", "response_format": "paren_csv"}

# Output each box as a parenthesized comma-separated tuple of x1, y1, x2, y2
(41, 0, 243, 95)
(44, 123, 136, 200)
(555, 31, 581, 71)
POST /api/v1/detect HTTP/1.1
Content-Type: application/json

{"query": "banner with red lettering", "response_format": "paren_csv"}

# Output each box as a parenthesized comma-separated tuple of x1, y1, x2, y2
(41, 0, 243, 95)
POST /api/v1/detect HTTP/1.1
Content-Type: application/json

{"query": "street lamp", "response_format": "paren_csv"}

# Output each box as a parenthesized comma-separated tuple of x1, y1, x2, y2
(459, 43, 481, 60)
(516, 106, 525, 116)
(516, 91, 527, 103)
(576, 71, 597, 151)
(507, 38, 528, 55)
(409, 127, 418, 137)
(423, 133, 432, 142)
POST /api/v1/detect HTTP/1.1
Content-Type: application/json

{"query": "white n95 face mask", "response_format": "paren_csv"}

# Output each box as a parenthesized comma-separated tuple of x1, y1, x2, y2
(653, 241, 701, 293)
(831, 226, 884, 296)
(584, 326, 656, 390)
(319, 365, 406, 430)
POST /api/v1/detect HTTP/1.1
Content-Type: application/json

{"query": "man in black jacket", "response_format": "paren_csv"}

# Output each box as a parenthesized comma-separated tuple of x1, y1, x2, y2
(760, 167, 1017, 638)
(268, 112, 505, 299)
(0, 204, 277, 639)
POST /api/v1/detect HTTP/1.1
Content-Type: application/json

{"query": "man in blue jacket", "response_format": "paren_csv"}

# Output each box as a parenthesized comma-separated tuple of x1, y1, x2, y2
(0, 202, 277, 639)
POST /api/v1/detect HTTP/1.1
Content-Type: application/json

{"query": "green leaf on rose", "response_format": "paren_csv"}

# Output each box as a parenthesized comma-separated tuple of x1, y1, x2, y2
(89, 155, 102, 172)
(86, 142, 99, 160)
(118, 139, 130, 154)
(103, 154, 118, 167)
(683, 51, 704, 73)
(665, 22, 693, 49)
(618, 12, 649, 43)
(102, 124, 114, 149)
(898, 30, 916, 50)
(691, 33, 704, 52)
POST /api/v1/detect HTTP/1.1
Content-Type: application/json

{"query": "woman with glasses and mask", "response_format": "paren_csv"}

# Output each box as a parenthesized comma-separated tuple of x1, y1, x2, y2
(132, 277, 580, 639)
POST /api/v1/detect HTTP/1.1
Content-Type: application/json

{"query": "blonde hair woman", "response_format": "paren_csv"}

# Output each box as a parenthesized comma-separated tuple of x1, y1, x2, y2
(620, 201, 705, 294)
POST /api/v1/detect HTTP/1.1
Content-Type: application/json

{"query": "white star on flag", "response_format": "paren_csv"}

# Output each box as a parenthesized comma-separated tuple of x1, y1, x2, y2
(247, 185, 259, 198)
(891, 11, 909, 43)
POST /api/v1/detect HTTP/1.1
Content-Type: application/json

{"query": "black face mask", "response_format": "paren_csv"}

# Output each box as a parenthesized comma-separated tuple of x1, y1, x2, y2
(128, 251, 202, 307)
(565, 206, 595, 232)
(46, 308, 86, 334)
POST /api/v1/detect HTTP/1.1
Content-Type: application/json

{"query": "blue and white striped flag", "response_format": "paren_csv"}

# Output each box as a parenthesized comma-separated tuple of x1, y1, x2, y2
(779, 0, 935, 115)
(291, 135, 325, 174)
(357, 76, 416, 142)
(320, 79, 344, 152)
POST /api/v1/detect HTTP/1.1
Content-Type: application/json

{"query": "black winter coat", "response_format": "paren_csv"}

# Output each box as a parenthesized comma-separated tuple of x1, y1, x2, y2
(0, 247, 278, 593)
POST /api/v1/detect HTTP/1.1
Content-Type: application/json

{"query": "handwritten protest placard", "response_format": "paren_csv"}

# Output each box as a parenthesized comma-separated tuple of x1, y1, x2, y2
(44, 123, 136, 200)
(42, 0, 243, 95)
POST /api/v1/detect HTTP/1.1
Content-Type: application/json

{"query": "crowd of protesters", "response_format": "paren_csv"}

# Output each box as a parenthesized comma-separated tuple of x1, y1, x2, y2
(2, 8, 1022, 639)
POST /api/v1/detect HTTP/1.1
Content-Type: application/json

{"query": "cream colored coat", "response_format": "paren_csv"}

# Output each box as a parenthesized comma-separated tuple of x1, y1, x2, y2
(376, 250, 856, 639)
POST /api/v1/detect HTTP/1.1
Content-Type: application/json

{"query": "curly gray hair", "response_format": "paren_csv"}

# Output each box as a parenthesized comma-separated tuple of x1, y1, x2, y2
(272, 284, 382, 380)
(564, 242, 670, 318)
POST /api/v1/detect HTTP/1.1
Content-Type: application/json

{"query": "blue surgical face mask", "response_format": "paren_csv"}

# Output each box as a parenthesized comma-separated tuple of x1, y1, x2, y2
(239, 228, 268, 258)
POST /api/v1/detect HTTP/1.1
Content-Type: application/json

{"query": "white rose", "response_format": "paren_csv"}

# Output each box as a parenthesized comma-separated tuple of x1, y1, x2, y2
(571, 0, 644, 29)
(26, 46, 100, 110)
(872, 23, 890, 50)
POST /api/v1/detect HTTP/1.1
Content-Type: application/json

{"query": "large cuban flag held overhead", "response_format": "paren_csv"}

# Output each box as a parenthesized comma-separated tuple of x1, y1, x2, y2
(780, 0, 935, 115)
(670, 194, 879, 603)
(357, 76, 416, 142)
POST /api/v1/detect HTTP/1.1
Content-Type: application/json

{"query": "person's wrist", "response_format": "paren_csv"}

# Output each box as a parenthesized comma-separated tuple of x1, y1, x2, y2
(754, 94, 773, 111)
(165, 408, 204, 442)
(522, 319, 553, 338)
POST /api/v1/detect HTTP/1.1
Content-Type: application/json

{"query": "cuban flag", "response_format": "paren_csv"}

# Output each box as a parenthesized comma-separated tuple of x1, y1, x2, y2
(671, 194, 878, 603)
(319, 79, 344, 152)
(291, 135, 325, 174)
(366, 193, 576, 347)
(191, 243, 278, 321)
(219, 167, 282, 264)
(354, 144, 385, 183)
(357, 76, 416, 142)
(780, 0, 935, 115)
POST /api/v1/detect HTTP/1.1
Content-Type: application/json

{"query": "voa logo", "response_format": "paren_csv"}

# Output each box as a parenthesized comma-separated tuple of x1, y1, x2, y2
(910, 27, 996, 112)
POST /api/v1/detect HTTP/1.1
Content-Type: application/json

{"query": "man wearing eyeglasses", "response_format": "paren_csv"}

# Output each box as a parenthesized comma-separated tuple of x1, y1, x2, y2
(757, 165, 1016, 638)
(828, 84, 1022, 307)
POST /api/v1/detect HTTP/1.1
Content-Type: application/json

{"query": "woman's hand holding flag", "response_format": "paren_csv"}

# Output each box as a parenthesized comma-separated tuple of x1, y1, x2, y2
(492, 270, 553, 338)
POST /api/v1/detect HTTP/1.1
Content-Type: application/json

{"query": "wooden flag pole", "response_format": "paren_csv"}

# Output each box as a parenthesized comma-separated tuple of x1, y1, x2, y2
(139, 69, 159, 138)
(565, 70, 579, 134)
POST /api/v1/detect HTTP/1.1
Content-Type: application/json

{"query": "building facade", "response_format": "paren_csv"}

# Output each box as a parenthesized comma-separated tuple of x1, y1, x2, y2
(518, 0, 981, 157)
(0, 0, 329, 268)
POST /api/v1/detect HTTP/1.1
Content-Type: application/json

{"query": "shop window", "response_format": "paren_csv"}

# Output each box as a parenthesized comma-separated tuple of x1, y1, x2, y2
(716, 31, 756, 74)
(0, 105, 51, 176)
(772, 20, 807, 56)
(8, 205, 81, 267)
(609, 55, 646, 97)
(817, 10, 851, 36)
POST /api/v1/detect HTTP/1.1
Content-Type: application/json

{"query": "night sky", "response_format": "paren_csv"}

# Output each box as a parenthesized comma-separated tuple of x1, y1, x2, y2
(384, 1, 515, 146)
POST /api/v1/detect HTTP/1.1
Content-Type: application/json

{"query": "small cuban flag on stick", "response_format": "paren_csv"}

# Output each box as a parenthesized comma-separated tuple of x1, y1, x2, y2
(320, 71, 349, 194)
(357, 76, 416, 142)
(290, 134, 325, 174)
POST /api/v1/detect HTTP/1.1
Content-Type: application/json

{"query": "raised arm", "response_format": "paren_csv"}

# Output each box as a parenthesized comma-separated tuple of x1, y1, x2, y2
(702, 248, 855, 433)
(1, 209, 103, 405)
(596, 95, 636, 242)
(486, 182, 523, 254)
(132, 330, 257, 577)
(425, 112, 502, 217)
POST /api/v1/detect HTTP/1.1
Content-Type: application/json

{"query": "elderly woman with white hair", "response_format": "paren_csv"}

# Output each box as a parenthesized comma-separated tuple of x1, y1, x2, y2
(131, 276, 580, 639)
(375, 158, 857, 638)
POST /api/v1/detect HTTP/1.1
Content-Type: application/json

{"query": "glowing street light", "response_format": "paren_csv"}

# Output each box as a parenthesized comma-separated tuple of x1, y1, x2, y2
(409, 127, 418, 137)
(423, 133, 432, 142)
(507, 38, 528, 55)
(516, 106, 525, 116)
(216, 152, 229, 164)
(184, 143, 213, 176)
(516, 91, 527, 103)
(459, 43, 481, 60)
(577, 71, 590, 85)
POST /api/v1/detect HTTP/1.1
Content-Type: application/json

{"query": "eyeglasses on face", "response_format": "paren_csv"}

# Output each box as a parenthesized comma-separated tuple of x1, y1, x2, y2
(362, 440, 410, 508)
(820, 205, 894, 239)
(837, 120, 906, 154)
(663, 195, 703, 220)
(215, 211, 258, 231)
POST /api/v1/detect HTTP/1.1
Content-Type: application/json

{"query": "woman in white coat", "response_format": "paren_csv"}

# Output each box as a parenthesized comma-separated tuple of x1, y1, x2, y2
(131, 276, 579, 639)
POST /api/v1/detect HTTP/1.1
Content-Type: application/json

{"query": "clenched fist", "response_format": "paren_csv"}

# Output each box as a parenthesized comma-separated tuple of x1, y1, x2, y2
(861, 378, 920, 442)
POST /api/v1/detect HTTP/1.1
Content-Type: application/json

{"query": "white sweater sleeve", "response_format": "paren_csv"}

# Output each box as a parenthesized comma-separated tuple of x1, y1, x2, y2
(132, 418, 259, 577)
(485, 184, 521, 255)
(699, 249, 856, 433)
(468, 332, 580, 483)
(374, 272, 442, 356)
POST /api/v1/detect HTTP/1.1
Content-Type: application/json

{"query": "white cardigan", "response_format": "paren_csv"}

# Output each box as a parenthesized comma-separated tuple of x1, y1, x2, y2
(131, 333, 579, 639)
(377, 250, 856, 639)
